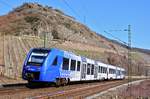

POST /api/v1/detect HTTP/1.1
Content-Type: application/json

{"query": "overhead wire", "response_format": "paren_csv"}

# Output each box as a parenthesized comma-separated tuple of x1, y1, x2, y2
(62, 0, 82, 21)
(105, 29, 137, 48)
(104, 31, 128, 46)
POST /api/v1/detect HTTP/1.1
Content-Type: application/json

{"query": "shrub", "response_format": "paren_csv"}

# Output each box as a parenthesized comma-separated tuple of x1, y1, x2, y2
(24, 16, 39, 24)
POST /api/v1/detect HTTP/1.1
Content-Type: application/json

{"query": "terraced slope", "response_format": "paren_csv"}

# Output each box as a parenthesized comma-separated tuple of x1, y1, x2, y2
(0, 35, 114, 79)
(0, 35, 147, 79)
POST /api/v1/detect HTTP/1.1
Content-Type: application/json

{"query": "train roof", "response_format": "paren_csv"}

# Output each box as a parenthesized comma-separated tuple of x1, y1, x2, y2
(107, 64, 117, 69)
(97, 62, 107, 67)
(86, 58, 95, 64)
(32, 47, 51, 50)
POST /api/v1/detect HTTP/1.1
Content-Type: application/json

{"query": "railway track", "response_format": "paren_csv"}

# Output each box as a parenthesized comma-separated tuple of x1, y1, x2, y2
(0, 79, 141, 99)
(30, 80, 127, 99)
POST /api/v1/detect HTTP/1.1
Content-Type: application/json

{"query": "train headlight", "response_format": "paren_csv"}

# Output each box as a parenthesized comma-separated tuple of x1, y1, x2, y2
(25, 73, 34, 79)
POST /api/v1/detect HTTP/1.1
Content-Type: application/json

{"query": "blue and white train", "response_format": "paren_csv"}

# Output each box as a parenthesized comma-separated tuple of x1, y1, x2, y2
(22, 48, 125, 86)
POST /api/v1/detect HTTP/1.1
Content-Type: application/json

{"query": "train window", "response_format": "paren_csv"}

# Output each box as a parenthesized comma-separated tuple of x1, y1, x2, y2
(118, 70, 121, 75)
(87, 63, 91, 75)
(101, 67, 104, 73)
(113, 69, 115, 74)
(27, 49, 50, 66)
(104, 68, 107, 73)
(102, 67, 104, 73)
(52, 57, 57, 66)
(98, 66, 101, 73)
(77, 61, 81, 71)
(101, 67, 103, 73)
(70, 59, 76, 71)
(119, 70, 121, 75)
(120, 71, 122, 75)
(62, 58, 69, 70)
(122, 71, 126, 75)
(114, 69, 116, 74)
(102, 67, 107, 73)
(117, 70, 120, 75)
(91, 64, 94, 75)
(109, 69, 112, 74)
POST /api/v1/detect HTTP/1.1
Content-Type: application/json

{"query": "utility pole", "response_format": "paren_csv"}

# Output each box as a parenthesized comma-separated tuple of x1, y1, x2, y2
(128, 25, 132, 84)
(127, 25, 132, 82)
(105, 25, 132, 96)
(125, 25, 132, 96)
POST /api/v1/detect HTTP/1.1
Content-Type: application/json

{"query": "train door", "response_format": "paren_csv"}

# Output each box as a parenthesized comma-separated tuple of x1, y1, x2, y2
(116, 67, 118, 79)
(81, 62, 87, 80)
(106, 65, 109, 79)
(94, 65, 98, 79)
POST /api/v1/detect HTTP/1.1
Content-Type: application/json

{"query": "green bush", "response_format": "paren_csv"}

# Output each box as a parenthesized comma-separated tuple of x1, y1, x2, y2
(24, 16, 39, 24)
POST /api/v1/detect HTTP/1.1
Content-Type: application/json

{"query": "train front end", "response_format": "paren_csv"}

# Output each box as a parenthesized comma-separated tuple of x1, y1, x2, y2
(22, 48, 50, 83)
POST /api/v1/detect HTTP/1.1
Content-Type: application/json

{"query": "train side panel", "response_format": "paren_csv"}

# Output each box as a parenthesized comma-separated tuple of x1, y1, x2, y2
(107, 65, 117, 80)
(86, 59, 95, 81)
(40, 49, 63, 82)
(120, 68, 125, 79)
(97, 62, 108, 80)
(59, 51, 82, 82)
(22, 48, 126, 85)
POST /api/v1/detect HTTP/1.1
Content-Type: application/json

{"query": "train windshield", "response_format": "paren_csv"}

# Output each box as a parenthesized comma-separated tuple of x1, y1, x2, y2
(27, 49, 50, 66)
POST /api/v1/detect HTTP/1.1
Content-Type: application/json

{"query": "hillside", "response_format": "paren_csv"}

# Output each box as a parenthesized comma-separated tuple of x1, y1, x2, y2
(0, 3, 125, 50)
(0, 3, 149, 79)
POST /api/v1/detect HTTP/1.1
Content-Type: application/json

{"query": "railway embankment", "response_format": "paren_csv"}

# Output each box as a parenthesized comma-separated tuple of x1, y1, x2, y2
(86, 79, 150, 99)
(0, 77, 146, 99)
(0, 79, 128, 99)
(0, 76, 26, 88)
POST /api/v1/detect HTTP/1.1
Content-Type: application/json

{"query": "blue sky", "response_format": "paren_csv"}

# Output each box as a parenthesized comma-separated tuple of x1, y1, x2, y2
(0, 0, 150, 49)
